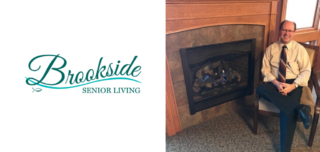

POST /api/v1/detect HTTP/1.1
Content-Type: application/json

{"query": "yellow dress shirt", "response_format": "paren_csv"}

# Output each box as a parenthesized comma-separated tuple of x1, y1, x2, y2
(261, 40, 311, 86)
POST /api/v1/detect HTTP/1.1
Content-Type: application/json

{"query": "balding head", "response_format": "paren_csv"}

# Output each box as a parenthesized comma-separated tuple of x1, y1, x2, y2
(280, 20, 296, 32)
(279, 20, 296, 44)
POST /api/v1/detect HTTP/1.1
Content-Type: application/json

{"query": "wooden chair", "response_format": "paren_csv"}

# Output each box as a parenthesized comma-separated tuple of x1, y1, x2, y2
(253, 43, 320, 147)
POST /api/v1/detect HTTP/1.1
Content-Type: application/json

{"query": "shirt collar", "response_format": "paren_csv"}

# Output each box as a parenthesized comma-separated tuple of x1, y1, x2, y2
(279, 41, 292, 51)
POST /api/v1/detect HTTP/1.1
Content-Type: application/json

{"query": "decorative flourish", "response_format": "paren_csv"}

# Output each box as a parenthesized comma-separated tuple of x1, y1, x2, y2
(32, 88, 42, 92)
(25, 77, 141, 89)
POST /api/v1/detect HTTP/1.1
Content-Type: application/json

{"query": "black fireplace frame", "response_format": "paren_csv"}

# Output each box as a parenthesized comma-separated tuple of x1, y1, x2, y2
(180, 39, 256, 115)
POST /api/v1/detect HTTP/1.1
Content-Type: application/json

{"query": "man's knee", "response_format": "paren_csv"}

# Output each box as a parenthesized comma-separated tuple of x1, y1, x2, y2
(257, 83, 275, 95)
(257, 84, 268, 94)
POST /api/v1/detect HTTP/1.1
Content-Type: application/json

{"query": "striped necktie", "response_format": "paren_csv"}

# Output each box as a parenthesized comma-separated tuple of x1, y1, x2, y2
(278, 45, 287, 82)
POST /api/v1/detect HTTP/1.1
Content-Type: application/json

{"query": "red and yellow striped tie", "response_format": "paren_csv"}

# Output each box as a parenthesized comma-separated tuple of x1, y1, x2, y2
(278, 45, 287, 82)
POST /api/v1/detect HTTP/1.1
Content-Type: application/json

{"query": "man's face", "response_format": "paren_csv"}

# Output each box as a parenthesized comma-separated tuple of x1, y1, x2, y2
(280, 21, 295, 44)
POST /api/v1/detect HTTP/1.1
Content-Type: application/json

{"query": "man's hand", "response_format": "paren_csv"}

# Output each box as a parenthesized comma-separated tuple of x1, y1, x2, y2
(279, 83, 296, 96)
(271, 79, 285, 91)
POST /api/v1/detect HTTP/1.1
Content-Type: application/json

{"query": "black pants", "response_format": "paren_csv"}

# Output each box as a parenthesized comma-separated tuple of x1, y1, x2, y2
(256, 79, 302, 152)
(256, 79, 302, 116)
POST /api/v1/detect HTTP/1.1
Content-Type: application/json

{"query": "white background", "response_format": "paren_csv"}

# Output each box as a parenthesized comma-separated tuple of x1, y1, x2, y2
(0, 1, 164, 152)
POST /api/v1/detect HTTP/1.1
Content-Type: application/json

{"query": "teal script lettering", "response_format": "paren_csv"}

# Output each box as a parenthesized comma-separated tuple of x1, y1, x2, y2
(26, 55, 141, 87)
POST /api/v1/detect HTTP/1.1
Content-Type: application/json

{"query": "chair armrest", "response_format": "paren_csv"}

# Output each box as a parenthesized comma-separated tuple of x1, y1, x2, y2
(312, 71, 320, 97)
(312, 70, 320, 109)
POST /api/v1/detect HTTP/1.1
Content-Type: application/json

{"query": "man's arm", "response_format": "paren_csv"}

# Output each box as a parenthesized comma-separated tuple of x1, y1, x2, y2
(294, 46, 311, 86)
(261, 46, 277, 82)
(271, 79, 285, 91)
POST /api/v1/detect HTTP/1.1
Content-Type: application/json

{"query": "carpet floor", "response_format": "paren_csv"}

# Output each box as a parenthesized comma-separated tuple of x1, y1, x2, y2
(166, 107, 320, 152)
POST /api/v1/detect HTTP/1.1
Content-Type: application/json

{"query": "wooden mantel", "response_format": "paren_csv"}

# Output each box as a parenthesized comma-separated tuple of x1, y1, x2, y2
(166, 0, 278, 136)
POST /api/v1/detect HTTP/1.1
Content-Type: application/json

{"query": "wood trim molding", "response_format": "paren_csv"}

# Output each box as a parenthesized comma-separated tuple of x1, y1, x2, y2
(293, 30, 320, 43)
(166, 15, 270, 34)
(296, 28, 318, 33)
(280, 0, 287, 22)
(166, 58, 181, 136)
(313, 0, 320, 30)
(166, 3, 271, 21)
(268, 1, 278, 45)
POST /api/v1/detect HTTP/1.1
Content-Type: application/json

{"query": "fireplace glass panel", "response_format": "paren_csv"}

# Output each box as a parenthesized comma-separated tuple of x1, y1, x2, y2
(180, 39, 255, 114)
(190, 53, 249, 101)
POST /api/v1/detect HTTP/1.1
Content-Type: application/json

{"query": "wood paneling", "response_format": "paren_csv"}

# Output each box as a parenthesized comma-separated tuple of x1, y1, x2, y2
(166, 15, 270, 34)
(166, 3, 271, 20)
(166, 58, 181, 136)
(268, 1, 279, 45)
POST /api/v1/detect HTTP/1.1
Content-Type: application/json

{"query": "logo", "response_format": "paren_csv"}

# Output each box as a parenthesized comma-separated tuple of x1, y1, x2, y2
(26, 54, 141, 93)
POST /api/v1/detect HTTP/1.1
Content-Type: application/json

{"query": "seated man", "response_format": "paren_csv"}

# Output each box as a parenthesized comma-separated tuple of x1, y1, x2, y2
(256, 20, 312, 152)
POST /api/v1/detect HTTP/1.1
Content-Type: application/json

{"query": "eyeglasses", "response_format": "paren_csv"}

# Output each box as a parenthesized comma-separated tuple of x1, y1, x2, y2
(281, 29, 294, 33)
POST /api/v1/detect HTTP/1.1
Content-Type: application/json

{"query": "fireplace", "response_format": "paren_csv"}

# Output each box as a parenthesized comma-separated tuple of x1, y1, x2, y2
(166, 1, 276, 131)
(180, 39, 256, 115)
